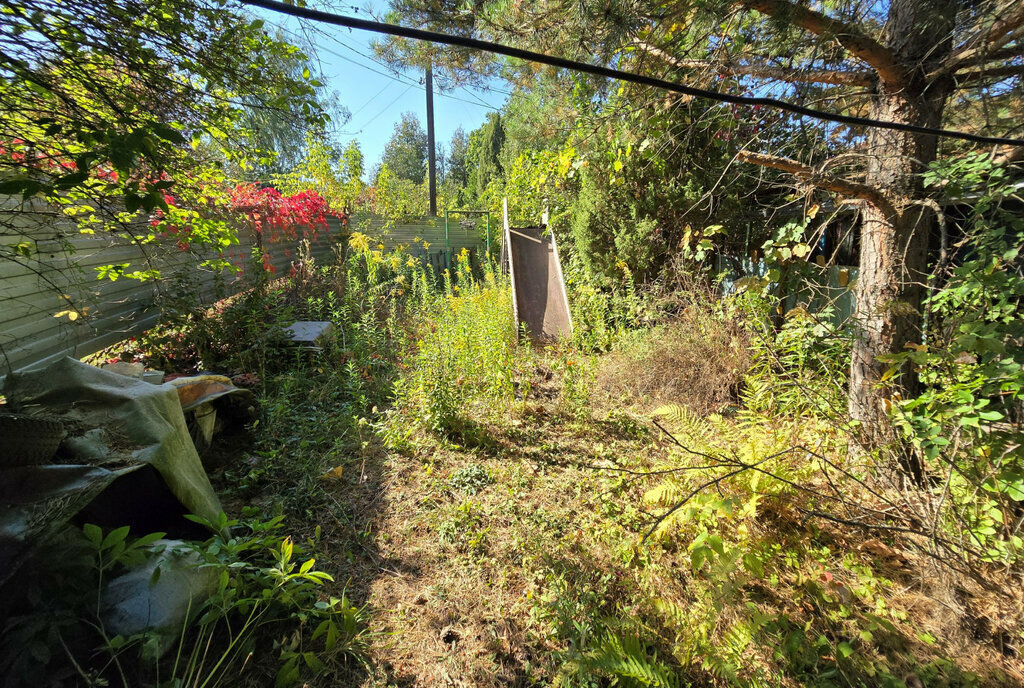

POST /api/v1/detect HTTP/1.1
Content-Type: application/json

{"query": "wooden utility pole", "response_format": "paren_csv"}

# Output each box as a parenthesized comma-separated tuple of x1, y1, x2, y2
(425, 64, 437, 216)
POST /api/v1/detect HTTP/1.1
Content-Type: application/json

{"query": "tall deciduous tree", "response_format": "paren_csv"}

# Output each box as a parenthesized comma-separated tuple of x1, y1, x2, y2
(0, 0, 325, 208)
(236, 30, 347, 178)
(381, 111, 428, 184)
(273, 137, 366, 211)
(446, 127, 470, 188)
(472, 112, 505, 200)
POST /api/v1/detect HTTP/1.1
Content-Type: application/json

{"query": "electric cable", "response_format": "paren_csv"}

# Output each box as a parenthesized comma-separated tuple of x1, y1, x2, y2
(347, 81, 393, 118)
(270, 18, 505, 112)
(341, 83, 414, 135)
(239, 0, 1024, 148)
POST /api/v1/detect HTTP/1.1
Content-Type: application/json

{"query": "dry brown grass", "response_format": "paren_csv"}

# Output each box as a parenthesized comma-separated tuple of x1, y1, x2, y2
(595, 305, 750, 414)
(322, 404, 669, 687)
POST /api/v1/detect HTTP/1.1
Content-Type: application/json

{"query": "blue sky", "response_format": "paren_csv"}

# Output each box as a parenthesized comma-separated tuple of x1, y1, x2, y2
(252, 2, 509, 178)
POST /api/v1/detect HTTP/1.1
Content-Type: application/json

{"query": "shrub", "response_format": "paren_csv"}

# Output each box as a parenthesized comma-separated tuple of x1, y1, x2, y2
(886, 153, 1024, 562)
(741, 304, 851, 420)
(0, 512, 368, 688)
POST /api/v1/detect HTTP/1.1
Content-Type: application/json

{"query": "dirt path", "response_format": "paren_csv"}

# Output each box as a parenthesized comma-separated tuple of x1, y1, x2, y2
(315, 392, 667, 687)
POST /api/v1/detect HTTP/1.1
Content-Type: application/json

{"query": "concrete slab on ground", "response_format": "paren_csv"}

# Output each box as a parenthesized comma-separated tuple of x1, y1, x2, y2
(285, 321, 334, 345)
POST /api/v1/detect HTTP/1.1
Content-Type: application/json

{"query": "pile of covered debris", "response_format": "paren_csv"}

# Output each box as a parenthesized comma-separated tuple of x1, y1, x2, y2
(0, 357, 254, 648)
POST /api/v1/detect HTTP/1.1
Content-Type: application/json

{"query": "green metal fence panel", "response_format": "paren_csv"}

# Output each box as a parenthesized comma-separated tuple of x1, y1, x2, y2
(1, 203, 493, 375)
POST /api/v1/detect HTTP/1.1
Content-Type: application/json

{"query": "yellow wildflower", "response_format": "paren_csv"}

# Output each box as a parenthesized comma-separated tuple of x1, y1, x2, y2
(348, 231, 370, 252)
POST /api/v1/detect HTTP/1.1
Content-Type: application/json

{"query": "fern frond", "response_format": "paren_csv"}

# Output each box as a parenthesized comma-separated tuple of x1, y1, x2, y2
(652, 404, 712, 444)
(643, 482, 685, 507)
(652, 597, 688, 629)
(551, 659, 582, 688)
(647, 509, 691, 543)
(721, 621, 753, 656)
(703, 652, 739, 682)
(584, 633, 680, 688)
(653, 403, 689, 424)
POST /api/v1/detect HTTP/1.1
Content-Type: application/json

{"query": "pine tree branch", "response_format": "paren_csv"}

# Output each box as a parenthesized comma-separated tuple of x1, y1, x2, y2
(953, 62, 1024, 85)
(737, 150, 895, 215)
(945, 41, 1024, 71)
(944, 3, 1024, 73)
(636, 41, 873, 86)
(736, 0, 906, 86)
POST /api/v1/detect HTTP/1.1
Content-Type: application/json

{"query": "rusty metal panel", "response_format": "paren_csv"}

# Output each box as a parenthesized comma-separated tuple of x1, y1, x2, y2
(505, 225, 572, 344)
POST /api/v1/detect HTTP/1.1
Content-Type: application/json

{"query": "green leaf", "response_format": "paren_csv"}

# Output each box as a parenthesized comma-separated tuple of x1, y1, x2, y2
(55, 171, 90, 189)
(742, 552, 764, 577)
(102, 525, 131, 551)
(83, 523, 103, 549)
(134, 531, 167, 549)
(281, 536, 294, 563)
(275, 656, 300, 688)
(152, 124, 186, 144)
(0, 179, 28, 195)
(301, 651, 324, 671)
(1005, 482, 1024, 501)
(149, 565, 162, 589)
(141, 190, 165, 212)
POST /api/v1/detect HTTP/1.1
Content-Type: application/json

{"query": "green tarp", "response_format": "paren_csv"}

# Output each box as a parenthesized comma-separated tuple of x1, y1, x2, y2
(1, 358, 224, 581)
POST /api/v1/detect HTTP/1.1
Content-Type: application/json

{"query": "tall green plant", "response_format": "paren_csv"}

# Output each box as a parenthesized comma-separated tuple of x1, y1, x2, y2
(886, 153, 1024, 561)
(386, 253, 525, 440)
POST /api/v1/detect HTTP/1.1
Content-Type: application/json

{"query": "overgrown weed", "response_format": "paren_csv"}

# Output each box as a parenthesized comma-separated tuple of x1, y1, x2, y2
(352, 262, 1022, 688)
(0, 512, 371, 688)
(595, 305, 750, 414)
(383, 258, 530, 446)
(69, 221, 1024, 688)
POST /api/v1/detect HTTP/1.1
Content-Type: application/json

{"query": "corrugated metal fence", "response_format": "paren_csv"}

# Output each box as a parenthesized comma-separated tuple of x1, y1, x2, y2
(348, 211, 493, 256)
(349, 210, 495, 275)
(715, 254, 858, 324)
(1, 200, 489, 375)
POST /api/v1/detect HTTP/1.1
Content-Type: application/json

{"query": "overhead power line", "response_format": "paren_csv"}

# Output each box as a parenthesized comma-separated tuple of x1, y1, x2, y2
(239, 0, 1024, 148)
(347, 81, 392, 119)
(269, 18, 505, 113)
(325, 30, 513, 98)
(342, 84, 414, 135)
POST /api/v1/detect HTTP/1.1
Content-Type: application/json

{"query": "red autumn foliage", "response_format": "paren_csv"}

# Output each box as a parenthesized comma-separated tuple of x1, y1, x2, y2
(229, 184, 337, 245)
(229, 184, 344, 274)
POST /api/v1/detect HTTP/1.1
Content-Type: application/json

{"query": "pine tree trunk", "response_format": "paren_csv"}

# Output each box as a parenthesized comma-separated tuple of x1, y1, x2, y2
(847, 0, 957, 454)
